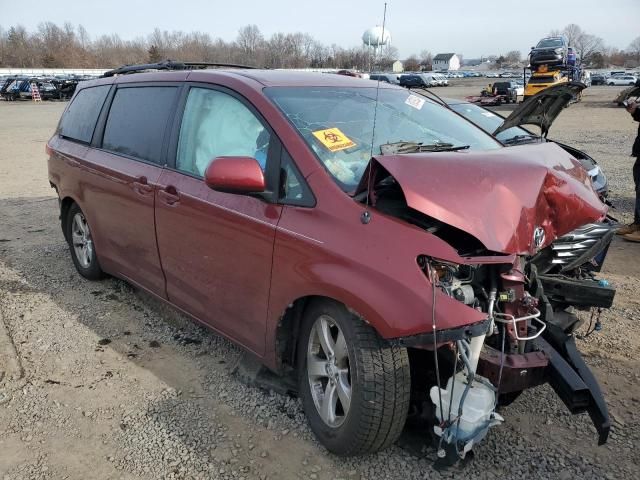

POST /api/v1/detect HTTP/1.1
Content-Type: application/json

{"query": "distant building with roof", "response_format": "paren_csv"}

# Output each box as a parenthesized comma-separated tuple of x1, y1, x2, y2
(433, 53, 460, 71)
(392, 60, 404, 73)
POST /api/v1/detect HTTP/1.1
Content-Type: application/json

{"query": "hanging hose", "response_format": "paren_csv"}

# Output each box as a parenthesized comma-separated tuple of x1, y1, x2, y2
(428, 261, 445, 433)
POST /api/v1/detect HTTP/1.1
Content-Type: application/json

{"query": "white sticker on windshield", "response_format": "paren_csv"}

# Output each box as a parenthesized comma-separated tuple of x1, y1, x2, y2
(481, 112, 496, 117)
(405, 94, 425, 110)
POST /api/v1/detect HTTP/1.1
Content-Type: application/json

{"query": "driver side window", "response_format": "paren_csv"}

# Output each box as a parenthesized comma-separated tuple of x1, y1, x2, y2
(176, 88, 270, 177)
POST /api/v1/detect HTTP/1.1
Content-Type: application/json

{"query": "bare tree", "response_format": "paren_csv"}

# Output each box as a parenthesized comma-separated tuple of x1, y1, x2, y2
(562, 24, 582, 47)
(404, 55, 420, 72)
(629, 36, 640, 62)
(0, 26, 6, 66)
(377, 44, 398, 70)
(236, 24, 264, 63)
(419, 49, 432, 69)
(148, 45, 161, 63)
(504, 50, 521, 64)
(6, 25, 32, 67)
(574, 32, 604, 63)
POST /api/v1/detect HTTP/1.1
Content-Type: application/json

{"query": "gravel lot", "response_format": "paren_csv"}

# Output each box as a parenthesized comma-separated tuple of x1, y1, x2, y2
(1, 81, 639, 480)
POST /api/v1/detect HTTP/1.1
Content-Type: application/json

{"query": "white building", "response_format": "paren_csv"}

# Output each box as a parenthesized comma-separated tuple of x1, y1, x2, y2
(392, 60, 404, 73)
(432, 53, 461, 71)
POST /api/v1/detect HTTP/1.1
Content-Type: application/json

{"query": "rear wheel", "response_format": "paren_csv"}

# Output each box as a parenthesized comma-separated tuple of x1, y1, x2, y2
(297, 300, 410, 455)
(65, 203, 104, 280)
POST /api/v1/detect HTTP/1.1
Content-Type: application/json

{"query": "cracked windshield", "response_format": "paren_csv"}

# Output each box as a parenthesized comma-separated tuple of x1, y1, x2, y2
(266, 86, 500, 190)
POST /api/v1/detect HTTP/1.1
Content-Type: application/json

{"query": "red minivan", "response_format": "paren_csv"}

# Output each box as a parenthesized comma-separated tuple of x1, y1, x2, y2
(48, 63, 614, 461)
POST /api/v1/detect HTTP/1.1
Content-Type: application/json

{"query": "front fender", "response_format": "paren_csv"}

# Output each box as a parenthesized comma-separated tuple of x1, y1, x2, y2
(264, 201, 494, 368)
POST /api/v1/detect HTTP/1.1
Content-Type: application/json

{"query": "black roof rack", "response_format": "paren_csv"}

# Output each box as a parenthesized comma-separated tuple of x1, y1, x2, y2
(102, 60, 259, 78)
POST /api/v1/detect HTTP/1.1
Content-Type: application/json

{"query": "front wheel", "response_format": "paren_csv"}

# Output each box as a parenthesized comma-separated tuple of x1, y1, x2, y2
(298, 300, 410, 455)
(65, 203, 105, 280)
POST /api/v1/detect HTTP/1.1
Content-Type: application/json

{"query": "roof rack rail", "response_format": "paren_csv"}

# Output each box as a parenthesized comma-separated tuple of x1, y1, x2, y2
(102, 60, 259, 78)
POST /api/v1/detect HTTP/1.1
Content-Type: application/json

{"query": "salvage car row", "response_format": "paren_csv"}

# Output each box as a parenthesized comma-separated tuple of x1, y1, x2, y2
(0, 75, 94, 101)
(47, 62, 616, 465)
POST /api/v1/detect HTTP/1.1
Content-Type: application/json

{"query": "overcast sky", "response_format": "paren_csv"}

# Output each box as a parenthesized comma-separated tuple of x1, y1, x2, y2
(1, 0, 638, 58)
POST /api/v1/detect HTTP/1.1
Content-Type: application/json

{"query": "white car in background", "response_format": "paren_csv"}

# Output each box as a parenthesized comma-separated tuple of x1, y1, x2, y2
(514, 82, 525, 96)
(608, 75, 637, 86)
(433, 73, 449, 86)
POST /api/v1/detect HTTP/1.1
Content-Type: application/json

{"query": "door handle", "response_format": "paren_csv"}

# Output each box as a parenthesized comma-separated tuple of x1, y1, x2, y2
(158, 186, 180, 205)
(132, 176, 153, 195)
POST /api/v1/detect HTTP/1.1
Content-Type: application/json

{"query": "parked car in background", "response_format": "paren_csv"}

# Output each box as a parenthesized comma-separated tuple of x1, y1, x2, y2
(607, 75, 637, 86)
(399, 73, 430, 87)
(486, 72, 500, 78)
(369, 73, 400, 84)
(513, 81, 525, 96)
(432, 73, 449, 86)
(47, 64, 613, 462)
(419, 73, 438, 87)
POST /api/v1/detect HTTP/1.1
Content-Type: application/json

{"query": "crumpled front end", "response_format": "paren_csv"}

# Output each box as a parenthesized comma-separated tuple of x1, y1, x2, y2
(359, 142, 613, 464)
(398, 255, 614, 464)
(357, 142, 607, 256)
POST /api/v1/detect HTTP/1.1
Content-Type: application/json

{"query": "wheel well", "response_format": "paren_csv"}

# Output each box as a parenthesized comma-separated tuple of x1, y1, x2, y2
(275, 295, 346, 373)
(60, 197, 75, 241)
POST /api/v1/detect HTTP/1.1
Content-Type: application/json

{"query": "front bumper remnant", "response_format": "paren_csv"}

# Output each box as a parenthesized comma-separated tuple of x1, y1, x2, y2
(534, 333, 610, 445)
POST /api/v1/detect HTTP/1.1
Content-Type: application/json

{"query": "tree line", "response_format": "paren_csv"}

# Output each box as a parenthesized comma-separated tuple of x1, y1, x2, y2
(0, 22, 637, 71)
(0, 23, 398, 70)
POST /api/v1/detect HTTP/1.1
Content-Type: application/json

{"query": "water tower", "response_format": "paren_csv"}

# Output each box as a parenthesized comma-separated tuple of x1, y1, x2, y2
(362, 26, 391, 71)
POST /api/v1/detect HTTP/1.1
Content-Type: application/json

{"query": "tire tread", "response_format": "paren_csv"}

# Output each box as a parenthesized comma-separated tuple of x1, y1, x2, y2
(340, 315, 410, 455)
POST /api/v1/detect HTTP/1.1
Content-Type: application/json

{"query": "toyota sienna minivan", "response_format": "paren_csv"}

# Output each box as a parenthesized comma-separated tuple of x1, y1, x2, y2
(47, 62, 614, 462)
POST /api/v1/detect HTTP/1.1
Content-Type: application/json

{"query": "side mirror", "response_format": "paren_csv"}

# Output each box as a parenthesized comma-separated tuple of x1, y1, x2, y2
(204, 156, 265, 194)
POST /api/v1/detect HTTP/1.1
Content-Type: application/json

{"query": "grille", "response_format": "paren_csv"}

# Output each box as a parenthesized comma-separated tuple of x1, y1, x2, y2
(549, 222, 614, 272)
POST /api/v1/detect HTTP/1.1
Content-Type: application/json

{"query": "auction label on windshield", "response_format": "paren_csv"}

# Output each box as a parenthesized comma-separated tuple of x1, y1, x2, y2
(405, 94, 425, 110)
(312, 128, 356, 152)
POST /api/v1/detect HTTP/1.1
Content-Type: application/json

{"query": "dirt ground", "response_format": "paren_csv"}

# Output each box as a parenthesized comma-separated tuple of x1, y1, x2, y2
(0, 81, 639, 480)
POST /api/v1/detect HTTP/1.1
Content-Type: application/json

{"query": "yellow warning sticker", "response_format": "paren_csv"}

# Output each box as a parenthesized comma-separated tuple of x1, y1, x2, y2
(312, 128, 356, 152)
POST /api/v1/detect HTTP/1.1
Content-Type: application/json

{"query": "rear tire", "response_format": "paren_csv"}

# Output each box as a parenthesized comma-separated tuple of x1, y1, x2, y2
(297, 299, 410, 455)
(65, 203, 104, 280)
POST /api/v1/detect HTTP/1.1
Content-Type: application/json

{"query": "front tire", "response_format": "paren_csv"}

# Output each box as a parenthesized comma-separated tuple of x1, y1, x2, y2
(297, 299, 410, 455)
(65, 203, 104, 280)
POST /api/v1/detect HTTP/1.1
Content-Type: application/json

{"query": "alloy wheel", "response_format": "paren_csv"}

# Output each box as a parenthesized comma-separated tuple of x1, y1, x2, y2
(71, 212, 93, 269)
(307, 315, 352, 428)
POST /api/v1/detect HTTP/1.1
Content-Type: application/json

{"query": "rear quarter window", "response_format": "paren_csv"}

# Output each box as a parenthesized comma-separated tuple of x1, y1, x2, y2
(58, 85, 111, 143)
(102, 86, 178, 164)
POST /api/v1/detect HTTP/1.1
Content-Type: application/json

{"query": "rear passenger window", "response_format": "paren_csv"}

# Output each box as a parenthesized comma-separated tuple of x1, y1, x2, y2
(58, 85, 110, 143)
(102, 86, 177, 164)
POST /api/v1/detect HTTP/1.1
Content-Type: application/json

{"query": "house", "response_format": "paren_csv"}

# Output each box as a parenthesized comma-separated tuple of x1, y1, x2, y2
(433, 53, 460, 71)
(392, 60, 404, 73)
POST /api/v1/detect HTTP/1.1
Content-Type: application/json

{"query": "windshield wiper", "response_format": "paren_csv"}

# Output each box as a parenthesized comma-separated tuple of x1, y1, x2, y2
(502, 134, 541, 145)
(380, 141, 470, 155)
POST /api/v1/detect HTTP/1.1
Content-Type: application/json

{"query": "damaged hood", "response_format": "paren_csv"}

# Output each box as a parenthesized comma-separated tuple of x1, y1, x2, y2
(493, 82, 586, 137)
(362, 142, 607, 255)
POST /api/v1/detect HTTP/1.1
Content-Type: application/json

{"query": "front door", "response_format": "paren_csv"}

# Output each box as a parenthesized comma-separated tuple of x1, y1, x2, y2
(154, 86, 281, 355)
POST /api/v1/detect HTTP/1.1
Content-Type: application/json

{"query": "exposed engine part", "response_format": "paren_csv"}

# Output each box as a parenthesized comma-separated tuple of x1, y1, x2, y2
(493, 308, 545, 341)
(430, 338, 503, 459)
(452, 284, 475, 305)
